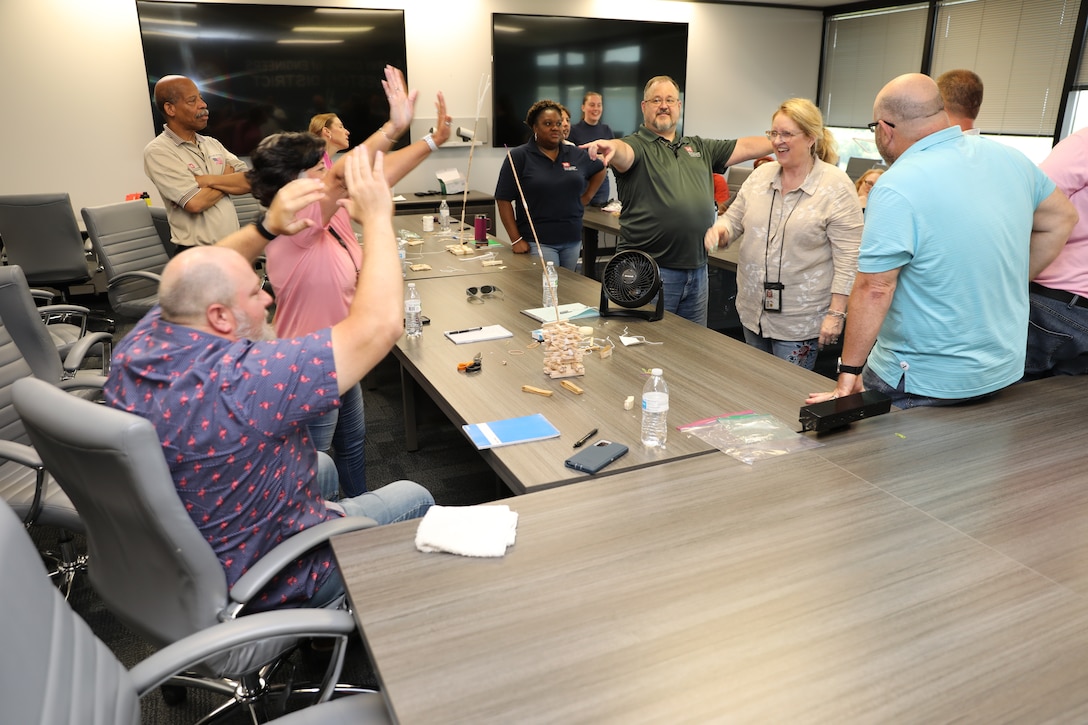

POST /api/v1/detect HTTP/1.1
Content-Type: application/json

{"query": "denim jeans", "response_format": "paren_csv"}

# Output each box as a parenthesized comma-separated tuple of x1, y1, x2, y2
(540, 240, 582, 272)
(862, 366, 993, 409)
(658, 265, 709, 326)
(310, 474, 434, 606)
(309, 383, 367, 497)
(742, 327, 819, 370)
(1023, 291, 1088, 380)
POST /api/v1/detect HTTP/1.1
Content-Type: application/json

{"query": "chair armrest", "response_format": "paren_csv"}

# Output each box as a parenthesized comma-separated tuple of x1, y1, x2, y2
(55, 374, 107, 394)
(38, 303, 91, 317)
(107, 270, 162, 288)
(0, 440, 46, 523)
(60, 332, 113, 374)
(129, 608, 356, 696)
(29, 288, 57, 303)
(227, 516, 379, 608)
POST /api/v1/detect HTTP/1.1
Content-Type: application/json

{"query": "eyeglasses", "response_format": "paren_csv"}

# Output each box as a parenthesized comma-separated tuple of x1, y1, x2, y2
(867, 120, 896, 133)
(644, 97, 679, 107)
(466, 285, 502, 301)
(765, 130, 801, 141)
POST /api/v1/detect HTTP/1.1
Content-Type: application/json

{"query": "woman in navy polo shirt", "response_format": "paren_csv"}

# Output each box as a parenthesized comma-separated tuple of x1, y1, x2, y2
(495, 100, 606, 271)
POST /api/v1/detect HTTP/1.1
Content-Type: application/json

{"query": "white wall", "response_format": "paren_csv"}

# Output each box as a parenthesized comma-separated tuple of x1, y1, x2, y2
(0, 0, 821, 219)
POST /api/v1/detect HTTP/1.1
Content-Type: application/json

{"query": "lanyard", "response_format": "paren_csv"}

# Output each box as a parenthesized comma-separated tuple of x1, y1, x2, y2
(327, 225, 360, 279)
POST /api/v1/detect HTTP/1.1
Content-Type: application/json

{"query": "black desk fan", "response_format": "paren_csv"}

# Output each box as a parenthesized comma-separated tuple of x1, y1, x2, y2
(599, 250, 664, 321)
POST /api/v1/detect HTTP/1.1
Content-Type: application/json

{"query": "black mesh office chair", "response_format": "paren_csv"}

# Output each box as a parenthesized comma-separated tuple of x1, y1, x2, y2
(13, 376, 386, 722)
(81, 201, 167, 319)
(0, 193, 93, 300)
(0, 498, 391, 725)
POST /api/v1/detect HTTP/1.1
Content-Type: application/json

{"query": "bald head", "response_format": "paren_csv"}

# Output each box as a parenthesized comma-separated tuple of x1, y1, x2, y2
(872, 74, 951, 164)
(159, 246, 247, 327)
(154, 75, 194, 119)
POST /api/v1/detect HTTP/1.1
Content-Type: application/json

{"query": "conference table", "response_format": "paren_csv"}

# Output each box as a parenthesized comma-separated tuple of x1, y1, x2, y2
(391, 260, 831, 494)
(332, 375, 1088, 723)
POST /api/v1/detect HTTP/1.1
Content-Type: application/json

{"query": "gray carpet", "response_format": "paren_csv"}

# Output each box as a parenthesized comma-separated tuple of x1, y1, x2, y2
(29, 294, 500, 722)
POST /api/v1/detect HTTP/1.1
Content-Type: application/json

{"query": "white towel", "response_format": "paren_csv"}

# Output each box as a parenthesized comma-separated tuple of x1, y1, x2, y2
(415, 504, 519, 557)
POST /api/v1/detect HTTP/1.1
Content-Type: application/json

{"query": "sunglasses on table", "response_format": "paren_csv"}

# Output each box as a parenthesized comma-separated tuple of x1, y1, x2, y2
(466, 285, 503, 301)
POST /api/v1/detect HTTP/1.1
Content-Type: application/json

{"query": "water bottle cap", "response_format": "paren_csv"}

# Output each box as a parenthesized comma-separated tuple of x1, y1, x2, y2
(407, 282, 416, 288)
(547, 261, 554, 267)
(651, 368, 662, 376)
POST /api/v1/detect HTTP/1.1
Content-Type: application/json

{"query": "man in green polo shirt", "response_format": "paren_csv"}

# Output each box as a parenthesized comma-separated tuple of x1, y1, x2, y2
(580, 76, 772, 325)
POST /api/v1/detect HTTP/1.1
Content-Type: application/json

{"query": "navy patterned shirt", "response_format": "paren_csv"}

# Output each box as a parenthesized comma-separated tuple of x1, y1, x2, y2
(105, 307, 342, 610)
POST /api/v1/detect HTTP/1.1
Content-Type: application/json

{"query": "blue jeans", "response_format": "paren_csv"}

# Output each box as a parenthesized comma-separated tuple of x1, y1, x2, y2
(541, 240, 582, 271)
(309, 383, 367, 497)
(659, 265, 709, 326)
(742, 327, 818, 370)
(311, 469, 433, 607)
(1023, 291, 1088, 380)
(862, 366, 994, 409)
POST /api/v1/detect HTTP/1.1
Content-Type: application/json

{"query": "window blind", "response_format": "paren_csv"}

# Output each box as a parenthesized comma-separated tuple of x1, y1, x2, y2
(821, 4, 929, 128)
(931, 0, 1081, 135)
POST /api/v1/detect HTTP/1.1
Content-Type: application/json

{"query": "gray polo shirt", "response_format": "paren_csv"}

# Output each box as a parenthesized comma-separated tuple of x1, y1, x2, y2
(143, 126, 247, 247)
(615, 126, 735, 269)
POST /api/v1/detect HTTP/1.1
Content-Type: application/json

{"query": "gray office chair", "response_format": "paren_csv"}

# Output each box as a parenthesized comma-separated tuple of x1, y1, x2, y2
(81, 201, 167, 319)
(232, 192, 265, 227)
(13, 376, 385, 722)
(0, 498, 391, 725)
(0, 193, 93, 299)
(0, 265, 113, 381)
(149, 205, 176, 256)
(0, 303, 90, 596)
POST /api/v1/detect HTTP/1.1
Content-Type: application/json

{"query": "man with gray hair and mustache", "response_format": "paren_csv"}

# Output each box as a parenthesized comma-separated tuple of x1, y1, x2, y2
(144, 75, 252, 253)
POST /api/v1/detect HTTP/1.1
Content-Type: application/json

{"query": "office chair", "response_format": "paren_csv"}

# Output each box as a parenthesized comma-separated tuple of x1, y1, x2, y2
(0, 499, 391, 725)
(149, 205, 176, 256)
(0, 193, 94, 299)
(13, 376, 386, 722)
(0, 265, 113, 381)
(81, 201, 167, 319)
(232, 192, 265, 228)
(0, 305, 92, 596)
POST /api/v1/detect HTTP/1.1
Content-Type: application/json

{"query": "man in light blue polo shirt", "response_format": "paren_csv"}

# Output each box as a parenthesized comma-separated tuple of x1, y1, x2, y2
(807, 73, 1076, 409)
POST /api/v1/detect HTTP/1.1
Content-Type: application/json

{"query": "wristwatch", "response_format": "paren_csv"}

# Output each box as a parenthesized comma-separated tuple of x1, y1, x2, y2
(836, 357, 865, 376)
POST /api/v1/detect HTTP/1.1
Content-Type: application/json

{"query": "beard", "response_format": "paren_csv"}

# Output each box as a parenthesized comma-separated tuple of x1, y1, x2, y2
(648, 112, 676, 134)
(875, 134, 898, 166)
(233, 306, 277, 342)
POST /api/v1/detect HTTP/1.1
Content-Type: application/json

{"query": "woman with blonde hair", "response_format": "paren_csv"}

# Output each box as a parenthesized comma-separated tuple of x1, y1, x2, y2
(855, 167, 885, 211)
(705, 98, 863, 370)
(308, 113, 350, 169)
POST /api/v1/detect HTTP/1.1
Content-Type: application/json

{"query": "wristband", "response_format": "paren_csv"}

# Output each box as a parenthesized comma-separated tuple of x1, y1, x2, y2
(422, 133, 439, 152)
(513, 237, 524, 244)
(826, 310, 847, 320)
(380, 124, 399, 144)
(836, 357, 865, 376)
(253, 218, 276, 241)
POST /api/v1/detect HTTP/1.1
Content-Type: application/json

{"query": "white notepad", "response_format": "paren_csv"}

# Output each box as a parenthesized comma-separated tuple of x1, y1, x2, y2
(462, 413, 560, 449)
(443, 324, 514, 344)
(520, 303, 599, 324)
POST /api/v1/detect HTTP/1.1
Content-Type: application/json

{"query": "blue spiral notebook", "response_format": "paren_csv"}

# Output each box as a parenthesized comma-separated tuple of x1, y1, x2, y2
(462, 413, 560, 449)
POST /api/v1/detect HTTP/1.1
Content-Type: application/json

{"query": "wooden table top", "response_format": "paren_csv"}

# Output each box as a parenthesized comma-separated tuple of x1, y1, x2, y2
(334, 381, 1088, 722)
(396, 266, 830, 493)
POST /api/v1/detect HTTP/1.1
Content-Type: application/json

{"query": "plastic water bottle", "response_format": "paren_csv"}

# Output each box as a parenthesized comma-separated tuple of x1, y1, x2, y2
(404, 283, 423, 338)
(398, 239, 408, 278)
(641, 368, 669, 448)
(542, 261, 559, 307)
(438, 200, 450, 233)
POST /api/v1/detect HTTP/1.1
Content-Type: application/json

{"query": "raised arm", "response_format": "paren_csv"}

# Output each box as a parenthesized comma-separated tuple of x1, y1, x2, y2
(726, 136, 775, 167)
(215, 178, 326, 263)
(330, 148, 404, 394)
(580, 138, 635, 174)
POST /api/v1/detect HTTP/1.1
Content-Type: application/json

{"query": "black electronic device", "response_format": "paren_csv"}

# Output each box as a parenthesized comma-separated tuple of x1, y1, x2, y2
(565, 440, 629, 474)
(599, 250, 664, 322)
(798, 390, 892, 433)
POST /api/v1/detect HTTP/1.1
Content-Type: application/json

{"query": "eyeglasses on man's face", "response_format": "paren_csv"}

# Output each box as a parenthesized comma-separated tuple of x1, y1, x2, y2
(644, 97, 679, 107)
(867, 119, 896, 133)
(765, 130, 801, 141)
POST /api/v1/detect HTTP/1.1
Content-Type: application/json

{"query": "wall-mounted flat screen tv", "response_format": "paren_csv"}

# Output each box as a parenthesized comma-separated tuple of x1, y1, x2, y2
(491, 13, 688, 148)
(135, 2, 407, 157)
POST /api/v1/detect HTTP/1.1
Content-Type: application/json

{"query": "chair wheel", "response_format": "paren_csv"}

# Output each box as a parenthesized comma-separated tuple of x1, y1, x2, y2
(160, 684, 187, 706)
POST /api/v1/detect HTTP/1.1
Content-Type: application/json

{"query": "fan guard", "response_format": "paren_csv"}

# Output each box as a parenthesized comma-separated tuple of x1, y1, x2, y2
(599, 250, 664, 321)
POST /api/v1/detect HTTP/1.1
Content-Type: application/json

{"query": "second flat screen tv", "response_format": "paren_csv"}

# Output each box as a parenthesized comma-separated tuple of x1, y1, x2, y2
(491, 14, 688, 148)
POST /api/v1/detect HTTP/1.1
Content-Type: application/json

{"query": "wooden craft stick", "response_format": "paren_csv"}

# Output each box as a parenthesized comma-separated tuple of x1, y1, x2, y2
(521, 385, 553, 397)
(560, 380, 584, 395)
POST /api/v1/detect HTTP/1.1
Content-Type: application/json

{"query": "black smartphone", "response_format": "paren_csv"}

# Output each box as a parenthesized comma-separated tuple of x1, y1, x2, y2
(564, 440, 629, 474)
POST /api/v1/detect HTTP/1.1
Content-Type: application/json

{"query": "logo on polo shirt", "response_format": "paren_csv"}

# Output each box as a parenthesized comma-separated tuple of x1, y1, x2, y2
(684, 146, 701, 158)
(562, 162, 578, 171)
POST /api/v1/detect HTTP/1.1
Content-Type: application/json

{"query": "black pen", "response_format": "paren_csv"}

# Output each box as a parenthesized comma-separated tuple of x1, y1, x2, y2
(572, 428, 598, 448)
(447, 327, 482, 335)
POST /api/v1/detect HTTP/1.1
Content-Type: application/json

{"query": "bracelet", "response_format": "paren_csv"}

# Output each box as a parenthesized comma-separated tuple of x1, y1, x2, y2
(422, 133, 439, 153)
(826, 310, 847, 320)
(253, 218, 276, 241)
(513, 237, 524, 244)
(380, 124, 399, 144)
